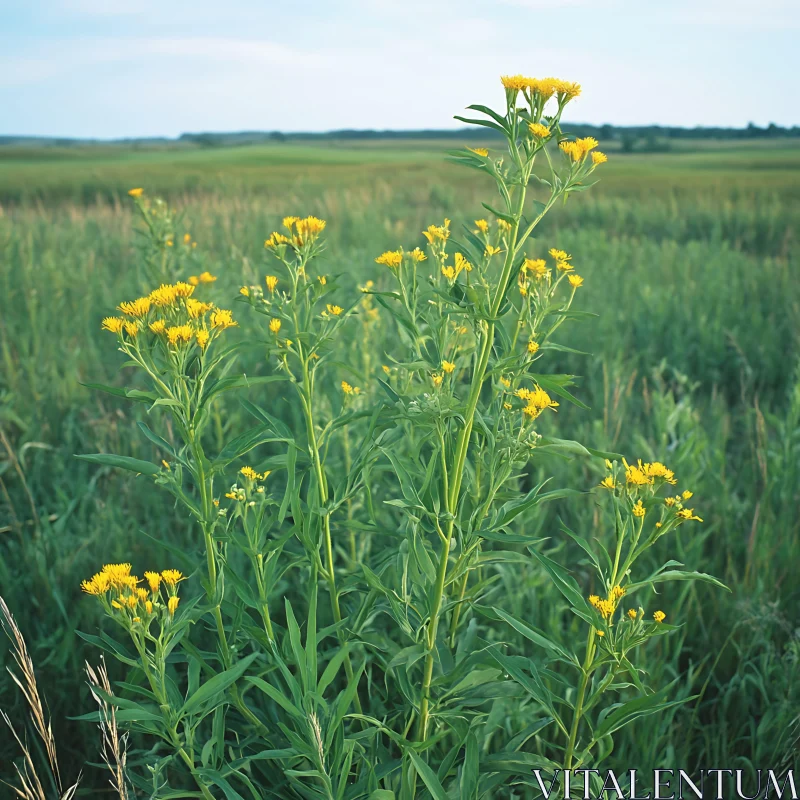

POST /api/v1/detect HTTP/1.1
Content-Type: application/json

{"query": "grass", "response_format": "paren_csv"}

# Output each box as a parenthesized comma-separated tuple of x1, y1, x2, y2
(1, 137, 799, 792)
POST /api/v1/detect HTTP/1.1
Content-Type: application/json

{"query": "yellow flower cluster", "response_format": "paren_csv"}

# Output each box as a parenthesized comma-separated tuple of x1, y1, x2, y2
(466, 147, 489, 157)
(517, 385, 559, 419)
(240, 466, 269, 481)
(376, 250, 403, 269)
(442, 252, 473, 281)
(422, 219, 450, 245)
(500, 75, 581, 99)
(265, 215, 327, 249)
(102, 279, 234, 351)
(559, 137, 607, 165)
(81, 563, 184, 622)
(588, 585, 626, 621)
(624, 458, 677, 487)
(341, 380, 362, 396)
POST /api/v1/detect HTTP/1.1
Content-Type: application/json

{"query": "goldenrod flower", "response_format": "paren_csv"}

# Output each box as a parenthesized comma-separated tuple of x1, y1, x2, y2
(240, 287, 250, 297)
(528, 123, 551, 138)
(500, 74, 529, 91)
(265, 232, 291, 248)
(596, 629, 605, 637)
(102, 317, 125, 334)
(682, 490, 693, 500)
(519, 284, 529, 297)
(568, 274, 584, 289)
(295, 216, 326, 240)
(135, 588, 149, 602)
(549, 248, 569, 262)
(467, 147, 488, 157)
(409, 247, 427, 262)
(474, 219, 489, 234)
(166, 240, 174, 247)
(188, 275, 200, 286)
(523, 258, 547, 277)
(422, 219, 450, 244)
(149, 319, 166, 335)
(186, 299, 213, 319)
(341, 381, 354, 395)
(612, 585, 625, 600)
(161, 569, 184, 587)
(376, 250, 403, 269)
(195, 329, 210, 349)
(210, 309, 237, 329)
(123, 321, 139, 338)
(166, 325, 193, 346)
(150, 284, 179, 307)
(183, 233, 192, 245)
(269, 318, 281, 334)
(632, 499, 646, 517)
(81, 572, 111, 595)
(592, 151, 608, 165)
(665, 496, 676, 507)
(497, 219, 512, 233)
(101, 563, 133, 587)
(522, 386, 559, 419)
(118, 297, 152, 318)
(653, 610, 666, 624)
(128, 187, 144, 198)
(527, 340, 539, 355)
(318, 275, 327, 286)
(500, 377, 511, 388)
(432, 373, 443, 388)
(599, 476, 616, 490)
(168, 596, 179, 616)
(441, 265, 456, 280)
(677, 508, 703, 522)
(624, 458, 653, 487)
(442, 360, 455, 374)
(144, 571, 161, 593)
(283, 216, 299, 230)
(485, 245, 502, 257)
(382, 365, 391, 374)
(326, 304, 343, 316)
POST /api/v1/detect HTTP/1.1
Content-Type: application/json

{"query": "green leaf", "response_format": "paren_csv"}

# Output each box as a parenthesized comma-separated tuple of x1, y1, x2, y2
(179, 653, 258, 718)
(528, 547, 595, 620)
(630, 570, 729, 593)
(75, 453, 160, 477)
(481, 202, 514, 224)
(137, 421, 178, 459)
(530, 375, 589, 410)
(405, 749, 450, 800)
(494, 608, 577, 665)
(592, 685, 694, 740)
(245, 676, 304, 720)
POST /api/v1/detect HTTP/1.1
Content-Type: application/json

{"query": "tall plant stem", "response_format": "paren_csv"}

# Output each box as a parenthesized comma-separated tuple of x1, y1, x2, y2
(300, 362, 362, 714)
(565, 628, 596, 770)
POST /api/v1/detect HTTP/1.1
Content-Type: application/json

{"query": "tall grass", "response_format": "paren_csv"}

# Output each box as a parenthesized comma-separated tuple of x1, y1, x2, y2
(0, 139, 798, 790)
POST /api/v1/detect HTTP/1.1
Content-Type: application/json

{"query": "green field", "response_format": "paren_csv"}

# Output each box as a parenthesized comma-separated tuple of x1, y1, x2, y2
(1, 138, 799, 793)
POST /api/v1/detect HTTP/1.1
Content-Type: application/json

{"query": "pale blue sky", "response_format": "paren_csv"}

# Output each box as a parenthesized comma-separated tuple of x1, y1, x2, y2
(2, 0, 798, 138)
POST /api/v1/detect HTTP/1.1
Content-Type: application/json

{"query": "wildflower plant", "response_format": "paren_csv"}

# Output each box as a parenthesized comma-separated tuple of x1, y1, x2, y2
(76, 76, 724, 799)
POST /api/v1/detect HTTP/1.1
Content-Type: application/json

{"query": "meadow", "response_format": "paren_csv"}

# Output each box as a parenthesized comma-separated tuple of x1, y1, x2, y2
(0, 132, 798, 796)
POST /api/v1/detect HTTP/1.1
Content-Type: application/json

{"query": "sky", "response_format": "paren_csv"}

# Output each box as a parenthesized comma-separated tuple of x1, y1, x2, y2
(1, 0, 798, 139)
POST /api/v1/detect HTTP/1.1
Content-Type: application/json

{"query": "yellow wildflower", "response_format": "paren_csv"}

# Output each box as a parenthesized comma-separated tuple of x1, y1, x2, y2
(441, 361, 455, 374)
(118, 297, 152, 318)
(326, 304, 343, 316)
(592, 151, 608, 165)
(527, 340, 539, 355)
(161, 569, 184, 587)
(81, 572, 111, 595)
(166, 325, 193, 346)
(265, 232, 291, 248)
(295, 216, 327, 240)
(102, 317, 125, 334)
(528, 123, 551, 138)
(149, 319, 166, 335)
(422, 219, 450, 244)
(409, 247, 427, 262)
(318, 275, 327, 286)
(653, 610, 666, 624)
(467, 147, 489, 157)
(183, 233, 192, 245)
(599, 476, 616, 490)
(474, 219, 489, 234)
(341, 381, 354, 395)
(376, 250, 403, 269)
(632, 499, 646, 517)
(283, 216, 299, 230)
(432, 373, 443, 388)
(677, 508, 703, 522)
(188, 275, 200, 286)
(195, 329, 210, 349)
(101, 563, 133, 588)
(168, 596, 179, 616)
(454, 252, 472, 275)
(523, 258, 547, 277)
(269, 318, 281, 334)
(186, 299, 213, 319)
(240, 287, 250, 297)
(441, 265, 456, 280)
(665, 496, 676, 507)
(682, 490, 693, 500)
(500, 75, 529, 91)
(210, 309, 237, 330)
(628, 609, 638, 620)
(500, 377, 511, 388)
(144, 571, 161, 593)
(568, 274, 584, 289)
(123, 321, 138, 338)
(128, 187, 144, 197)
(485, 245, 502, 257)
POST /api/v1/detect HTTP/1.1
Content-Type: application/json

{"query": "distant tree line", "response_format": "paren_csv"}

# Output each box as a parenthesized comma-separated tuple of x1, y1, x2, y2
(1, 122, 798, 149)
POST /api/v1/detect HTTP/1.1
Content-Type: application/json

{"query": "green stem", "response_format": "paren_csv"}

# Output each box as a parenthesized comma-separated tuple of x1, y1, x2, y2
(565, 629, 596, 769)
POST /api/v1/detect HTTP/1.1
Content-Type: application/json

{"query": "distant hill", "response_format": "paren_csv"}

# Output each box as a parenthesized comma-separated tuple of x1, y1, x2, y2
(1, 122, 798, 150)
